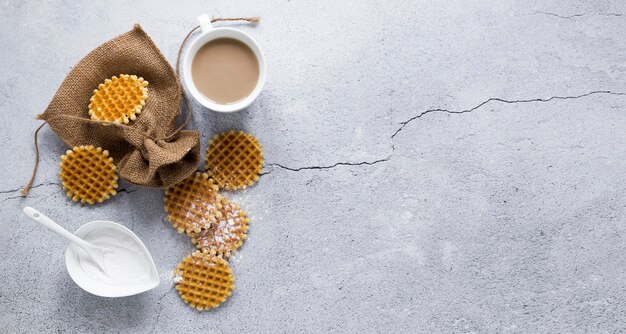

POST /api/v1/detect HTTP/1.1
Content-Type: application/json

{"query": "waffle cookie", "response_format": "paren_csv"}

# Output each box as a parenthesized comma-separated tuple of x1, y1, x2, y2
(59, 145, 118, 204)
(174, 250, 235, 311)
(189, 197, 249, 257)
(164, 172, 223, 234)
(204, 131, 264, 190)
(88, 74, 148, 124)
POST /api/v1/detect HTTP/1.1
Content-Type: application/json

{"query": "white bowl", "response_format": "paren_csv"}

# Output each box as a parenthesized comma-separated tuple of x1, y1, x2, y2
(65, 221, 160, 297)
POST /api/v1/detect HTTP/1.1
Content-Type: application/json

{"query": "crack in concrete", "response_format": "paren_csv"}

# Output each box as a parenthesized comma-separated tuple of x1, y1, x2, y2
(0, 182, 60, 198)
(117, 188, 137, 195)
(266, 157, 391, 173)
(533, 11, 623, 19)
(0, 188, 20, 195)
(157, 286, 175, 302)
(148, 305, 164, 334)
(1, 195, 25, 204)
(391, 91, 626, 139)
(148, 286, 175, 334)
(0, 183, 133, 202)
(263, 90, 625, 175)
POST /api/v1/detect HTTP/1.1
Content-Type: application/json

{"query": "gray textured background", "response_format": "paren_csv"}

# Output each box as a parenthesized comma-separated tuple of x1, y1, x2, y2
(1, 0, 626, 333)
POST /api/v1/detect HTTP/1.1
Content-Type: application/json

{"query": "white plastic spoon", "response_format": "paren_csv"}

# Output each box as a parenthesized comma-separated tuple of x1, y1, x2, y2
(23, 207, 109, 271)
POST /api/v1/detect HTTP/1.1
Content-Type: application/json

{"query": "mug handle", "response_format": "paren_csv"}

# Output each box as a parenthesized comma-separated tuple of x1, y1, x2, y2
(198, 14, 213, 33)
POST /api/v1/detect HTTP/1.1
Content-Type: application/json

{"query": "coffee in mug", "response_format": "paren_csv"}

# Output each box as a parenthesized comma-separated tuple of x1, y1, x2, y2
(183, 14, 266, 113)
(191, 38, 260, 105)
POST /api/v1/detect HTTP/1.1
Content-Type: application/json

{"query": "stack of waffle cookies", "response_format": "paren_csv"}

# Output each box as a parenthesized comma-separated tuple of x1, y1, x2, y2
(166, 131, 263, 311)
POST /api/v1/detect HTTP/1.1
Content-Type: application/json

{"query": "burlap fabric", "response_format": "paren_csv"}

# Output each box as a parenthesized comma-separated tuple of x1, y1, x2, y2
(37, 24, 200, 188)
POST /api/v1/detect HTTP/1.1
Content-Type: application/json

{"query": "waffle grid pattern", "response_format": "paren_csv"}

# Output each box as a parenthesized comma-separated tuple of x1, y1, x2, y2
(88, 74, 148, 124)
(189, 197, 250, 257)
(59, 145, 118, 204)
(164, 172, 223, 233)
(175, 250, 235, 311)
(204, 131, 264, 190)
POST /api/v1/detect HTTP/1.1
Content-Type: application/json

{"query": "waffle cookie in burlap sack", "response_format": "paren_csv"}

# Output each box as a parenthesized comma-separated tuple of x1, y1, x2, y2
(164, 172, 223, 234)
(32, 25, 200, 189)
(89, 74, 148, 124)
(204, 131, 264, 190)
(189, 197, 249, 257)
(174, 250, 235, 311)
(59, 145, 118, 204)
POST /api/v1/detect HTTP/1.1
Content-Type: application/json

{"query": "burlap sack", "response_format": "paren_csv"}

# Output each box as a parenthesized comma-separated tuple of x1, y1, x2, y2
(36, 24, 200, 189)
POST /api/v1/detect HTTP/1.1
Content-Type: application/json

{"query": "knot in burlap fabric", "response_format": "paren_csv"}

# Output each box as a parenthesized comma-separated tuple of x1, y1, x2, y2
(38, 24, 200, 188)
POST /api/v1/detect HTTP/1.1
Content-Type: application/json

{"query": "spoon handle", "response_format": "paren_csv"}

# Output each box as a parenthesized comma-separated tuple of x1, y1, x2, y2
(22, 207, 96, 252)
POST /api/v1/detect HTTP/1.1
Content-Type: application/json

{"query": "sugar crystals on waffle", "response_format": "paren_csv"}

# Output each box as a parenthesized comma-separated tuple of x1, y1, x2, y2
(59, 145, 118, 204)
(88, 74, 148, 124)
(205, 131, 264, 190)
(189, 197, 250, 257)
(174, 250, 235, 311)
(164, 172, 223, 234)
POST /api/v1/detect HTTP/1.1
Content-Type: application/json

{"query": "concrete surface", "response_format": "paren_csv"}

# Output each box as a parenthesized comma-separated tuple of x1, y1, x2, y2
(1, 0, 626, 333)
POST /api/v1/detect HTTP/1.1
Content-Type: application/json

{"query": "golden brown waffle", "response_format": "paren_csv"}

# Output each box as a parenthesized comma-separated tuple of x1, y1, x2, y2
(174, 250, 235, 311)
(164, 172, 223, 234)
(204, 131, 264, 190)
(189, 197, 249, 257)
(59, 145, 118, 204)
(88, 74, 148, 124)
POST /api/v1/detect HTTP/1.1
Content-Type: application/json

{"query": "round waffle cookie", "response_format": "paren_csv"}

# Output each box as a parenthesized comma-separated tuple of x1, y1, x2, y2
(205, 131, 264, 190)
(189, 197, 250, 257)
(174, 250, 235, 311)
(164, 172, 223, 234)
(88, 74, 148, 124)
(59, 145, 118, 204)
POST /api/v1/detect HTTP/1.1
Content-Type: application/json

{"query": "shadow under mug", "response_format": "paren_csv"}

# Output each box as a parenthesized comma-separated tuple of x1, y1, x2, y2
(183, 14, 267, 113)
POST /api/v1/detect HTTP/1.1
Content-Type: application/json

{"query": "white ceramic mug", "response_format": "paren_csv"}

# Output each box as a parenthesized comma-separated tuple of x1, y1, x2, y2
(183, 14, 267, 113)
